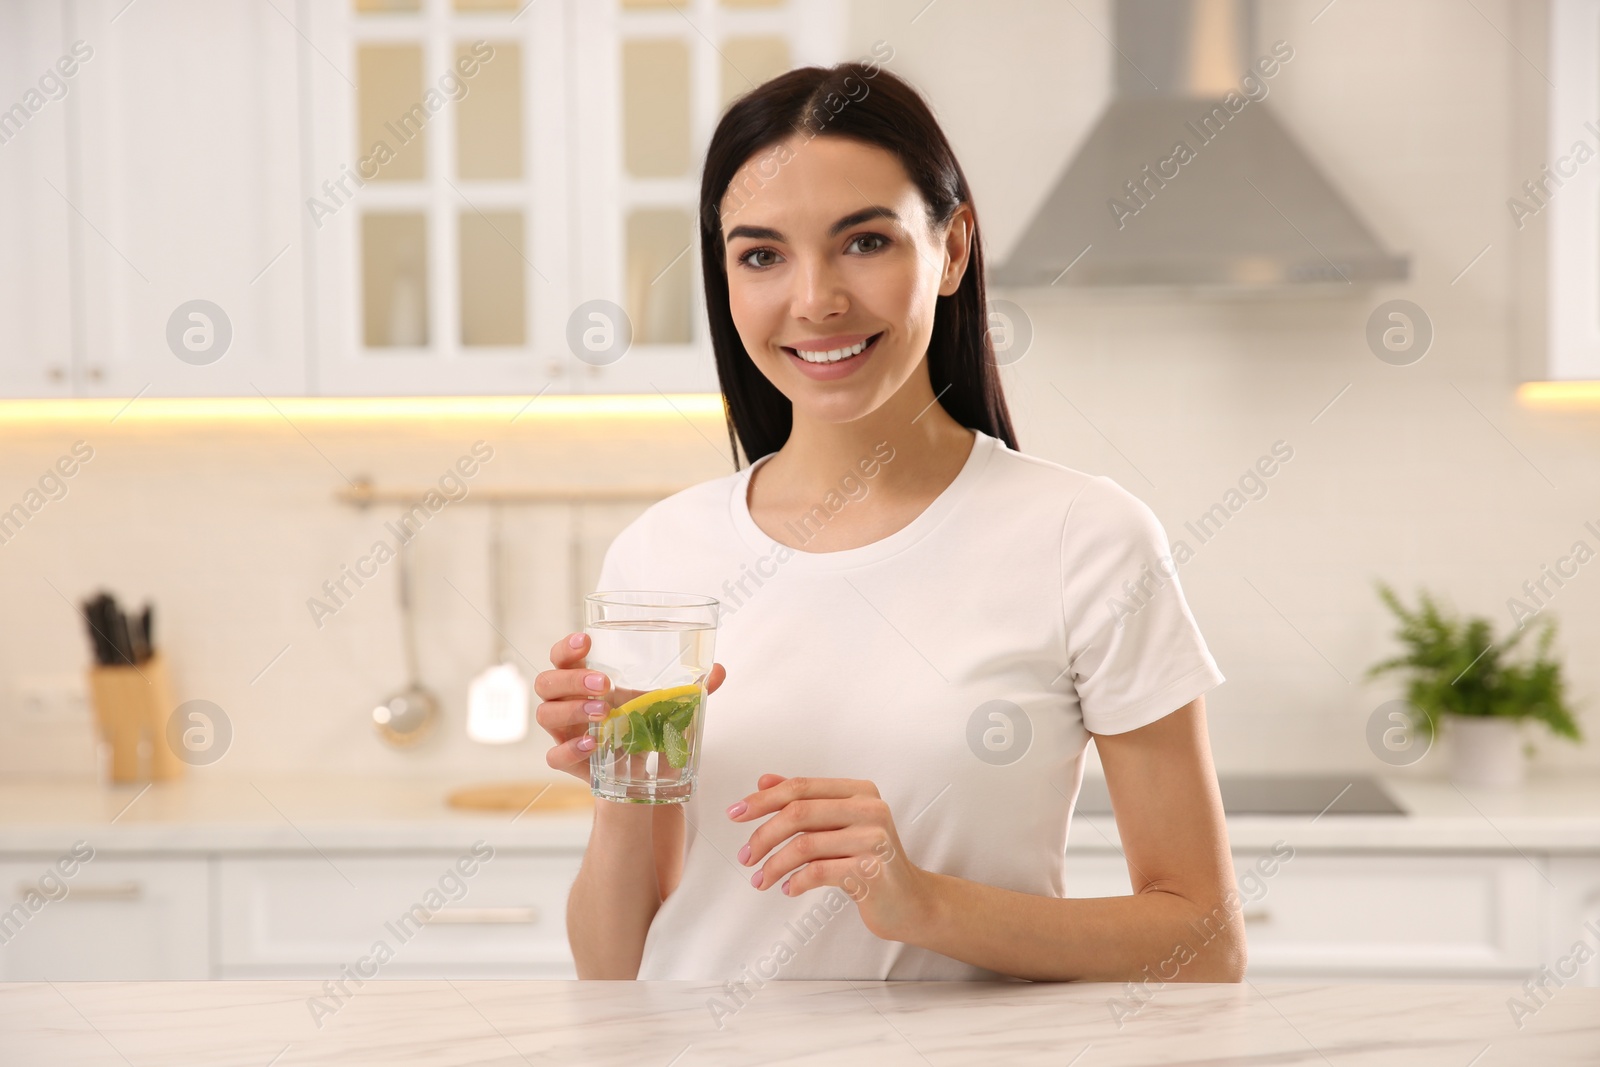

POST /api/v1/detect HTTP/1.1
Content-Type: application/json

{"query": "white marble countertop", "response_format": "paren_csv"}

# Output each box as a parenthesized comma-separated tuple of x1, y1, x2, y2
(0, 775, 594, 854)
(1, 978, 1596, 1065)
(0, 771, 1597, 855)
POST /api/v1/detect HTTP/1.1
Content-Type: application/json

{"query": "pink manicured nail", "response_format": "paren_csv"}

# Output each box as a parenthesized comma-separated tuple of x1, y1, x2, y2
(568, 634, 585, 648)
(585, 673, 606, 691)
(781, 881, 791, 895)
(751, 870, 764, 888)
(726, 801, 747, 818)
(737, 844, 751, 864)
(577, 736, 595, 751)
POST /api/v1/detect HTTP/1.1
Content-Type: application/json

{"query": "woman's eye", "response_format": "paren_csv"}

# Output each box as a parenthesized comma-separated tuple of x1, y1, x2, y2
(849, 233, 889, 254)
(738, 248, 779, 269)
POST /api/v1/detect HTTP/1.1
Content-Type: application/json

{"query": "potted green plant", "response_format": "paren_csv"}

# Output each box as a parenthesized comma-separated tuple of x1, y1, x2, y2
(1366, 582, 1582, 787)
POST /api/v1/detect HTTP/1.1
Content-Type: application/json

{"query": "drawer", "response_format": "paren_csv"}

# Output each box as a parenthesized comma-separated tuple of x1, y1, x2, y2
(0, 854, 210, 980)
(216, 849, 581, 978)
(1066, 850, 1546, 978)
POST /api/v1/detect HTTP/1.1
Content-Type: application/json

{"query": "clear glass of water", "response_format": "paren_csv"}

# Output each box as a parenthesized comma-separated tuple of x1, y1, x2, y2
(584, 591, 718, 804)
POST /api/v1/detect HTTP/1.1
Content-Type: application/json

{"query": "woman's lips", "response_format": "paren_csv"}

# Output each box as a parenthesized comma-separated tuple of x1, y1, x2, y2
(782, 332, 882, 380)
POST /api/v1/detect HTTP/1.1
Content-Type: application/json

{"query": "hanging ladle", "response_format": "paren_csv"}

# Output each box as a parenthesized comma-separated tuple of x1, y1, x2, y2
(373, 536, 440, 747)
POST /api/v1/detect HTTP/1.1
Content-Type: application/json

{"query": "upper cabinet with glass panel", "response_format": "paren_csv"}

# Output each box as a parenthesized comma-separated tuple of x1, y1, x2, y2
(554, 0, 841, 396)
(301, 0, 558, 395)
(0, 0, 841, 399)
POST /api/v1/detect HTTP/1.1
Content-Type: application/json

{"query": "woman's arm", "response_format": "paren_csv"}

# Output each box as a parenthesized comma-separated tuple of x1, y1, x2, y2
(903, 695, 1247, 982)
(653, 803, 686, 898)
(565, 803, 662, 979)
(564, 795, 689, 979)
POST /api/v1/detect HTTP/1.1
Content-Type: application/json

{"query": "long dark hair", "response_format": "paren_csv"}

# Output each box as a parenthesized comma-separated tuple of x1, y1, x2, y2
(698, 61, 1018, 468)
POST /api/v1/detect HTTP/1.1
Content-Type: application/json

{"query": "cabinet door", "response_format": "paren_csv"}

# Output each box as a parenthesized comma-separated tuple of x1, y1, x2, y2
(0, 856, 210, 980)
(1546, 0, 1600, 379)
(566, 0, 844, 397)
(1066, 850, 1546, 979)
(0, 4, 75, 397)
(1548, 857, 1600, 988)
(216, 851, 581, 978)
(301, 1, 567, 397)
(69, 0, 306, 397)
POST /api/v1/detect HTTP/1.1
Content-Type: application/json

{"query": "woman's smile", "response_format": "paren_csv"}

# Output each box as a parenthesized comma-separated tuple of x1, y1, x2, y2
(782, 331, 885, 380)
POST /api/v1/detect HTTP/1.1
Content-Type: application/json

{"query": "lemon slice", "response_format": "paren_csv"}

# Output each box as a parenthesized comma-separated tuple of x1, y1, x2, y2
(597, 682, 702, 749)
(604, 683, 703, 721)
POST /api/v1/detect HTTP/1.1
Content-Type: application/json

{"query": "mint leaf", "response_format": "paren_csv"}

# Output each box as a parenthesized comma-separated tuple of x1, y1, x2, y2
(666, 698, 697, 733)
(625, 711, 652, 754)
(662, 721, 688, 768)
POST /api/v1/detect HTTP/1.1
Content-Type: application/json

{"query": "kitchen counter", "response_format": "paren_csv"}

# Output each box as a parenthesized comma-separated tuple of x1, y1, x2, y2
(0, 771, 1597, 854)
(0, 775, 595, 853)
(2, 978, 1596, 1065)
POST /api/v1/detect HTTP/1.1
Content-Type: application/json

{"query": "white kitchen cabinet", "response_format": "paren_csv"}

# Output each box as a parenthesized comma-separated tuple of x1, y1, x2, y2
(215, 851, 581, 979)
(1548, 858, 1600, 987)
(0, 856, 209, 980)
(0, 0, 306, 400)
(1067, 850, 1548, 980)
(297, 0, 571, 398)
(1522, 0, 1600, 381)
(0, 4, 79, 397)
(1, 0, 846, 399)
(66, 0, 308, 398)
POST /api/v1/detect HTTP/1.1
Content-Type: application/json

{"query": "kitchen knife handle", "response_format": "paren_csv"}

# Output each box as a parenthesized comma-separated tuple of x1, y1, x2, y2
(84, 596, 113, 665)
(110, 602, 134, 665)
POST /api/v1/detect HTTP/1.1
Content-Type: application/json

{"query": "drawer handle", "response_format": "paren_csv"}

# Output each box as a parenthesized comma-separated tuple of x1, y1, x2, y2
(1241, 908, 1271, 924)
(18, 881, 143, 902)
(422, 906, 540, 925)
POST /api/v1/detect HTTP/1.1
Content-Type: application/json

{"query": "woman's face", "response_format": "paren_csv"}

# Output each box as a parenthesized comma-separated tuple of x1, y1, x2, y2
(718, 134, 972, 424)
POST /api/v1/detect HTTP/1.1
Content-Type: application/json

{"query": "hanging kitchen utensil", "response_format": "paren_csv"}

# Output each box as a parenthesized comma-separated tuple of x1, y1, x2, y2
(373, 536, 440, 747)
(466, 503, 529, 744)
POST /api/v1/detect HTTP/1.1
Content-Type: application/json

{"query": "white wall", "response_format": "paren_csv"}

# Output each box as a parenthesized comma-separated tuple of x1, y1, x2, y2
(0, 0, 1595, 782)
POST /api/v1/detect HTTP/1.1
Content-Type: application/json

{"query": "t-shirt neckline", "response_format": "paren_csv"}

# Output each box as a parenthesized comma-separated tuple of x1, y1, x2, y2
(729, 429, 997, 570)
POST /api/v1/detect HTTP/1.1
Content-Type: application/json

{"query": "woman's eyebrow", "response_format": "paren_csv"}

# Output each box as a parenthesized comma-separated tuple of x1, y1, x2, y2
(724, 205, 900, 244)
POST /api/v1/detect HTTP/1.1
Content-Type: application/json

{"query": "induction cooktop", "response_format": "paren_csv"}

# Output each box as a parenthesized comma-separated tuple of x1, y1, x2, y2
(1072, 774, 1406, 817)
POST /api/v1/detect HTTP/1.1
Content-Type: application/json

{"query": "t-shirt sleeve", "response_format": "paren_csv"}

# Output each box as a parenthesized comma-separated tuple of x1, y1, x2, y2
(595, 519, 642, 593)
(1059, 475, 1225, 735)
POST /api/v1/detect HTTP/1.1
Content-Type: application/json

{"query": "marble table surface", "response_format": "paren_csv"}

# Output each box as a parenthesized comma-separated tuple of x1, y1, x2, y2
(2, 979, 1597, 1066)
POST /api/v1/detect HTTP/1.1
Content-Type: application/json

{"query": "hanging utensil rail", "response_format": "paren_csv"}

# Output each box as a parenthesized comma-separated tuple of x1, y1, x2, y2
(333, 480, 692, 636)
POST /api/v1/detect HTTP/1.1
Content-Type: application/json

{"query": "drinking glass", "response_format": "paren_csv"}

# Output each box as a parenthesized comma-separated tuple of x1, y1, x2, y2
(583, 591, 718, 804)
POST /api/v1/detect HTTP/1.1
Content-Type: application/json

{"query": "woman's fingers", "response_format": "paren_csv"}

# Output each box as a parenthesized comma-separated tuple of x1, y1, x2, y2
(538, 633, 726, 781)
(544, 730, 596, 777)
(538, 632, 611, 781)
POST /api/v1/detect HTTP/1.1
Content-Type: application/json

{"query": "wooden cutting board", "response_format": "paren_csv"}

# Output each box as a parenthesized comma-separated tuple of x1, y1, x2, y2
(445, 780, 595, 813)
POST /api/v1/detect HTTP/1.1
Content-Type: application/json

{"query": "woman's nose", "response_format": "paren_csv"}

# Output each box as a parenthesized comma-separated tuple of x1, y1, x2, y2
(789, 256, 849, 319)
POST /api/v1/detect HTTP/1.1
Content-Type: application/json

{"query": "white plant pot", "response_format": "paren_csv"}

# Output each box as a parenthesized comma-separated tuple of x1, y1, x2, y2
(1444, 716, 1525, 788)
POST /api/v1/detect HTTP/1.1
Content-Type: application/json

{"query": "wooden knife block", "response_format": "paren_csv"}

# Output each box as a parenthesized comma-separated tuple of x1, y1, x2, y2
(87, 652, 184, 784)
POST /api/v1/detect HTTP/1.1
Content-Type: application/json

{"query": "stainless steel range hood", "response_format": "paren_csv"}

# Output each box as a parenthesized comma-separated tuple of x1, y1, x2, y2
(991, 0, 1409, 288)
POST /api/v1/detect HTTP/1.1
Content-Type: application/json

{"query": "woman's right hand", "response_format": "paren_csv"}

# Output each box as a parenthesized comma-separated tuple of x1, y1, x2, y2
(537, 632, 726, 782)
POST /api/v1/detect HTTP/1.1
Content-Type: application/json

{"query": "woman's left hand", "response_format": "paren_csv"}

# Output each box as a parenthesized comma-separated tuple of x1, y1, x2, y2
(728, 773, 934, 942)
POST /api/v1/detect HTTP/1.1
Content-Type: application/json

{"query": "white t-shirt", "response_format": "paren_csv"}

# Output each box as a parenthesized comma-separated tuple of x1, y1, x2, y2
(593, 428, 1225, 981)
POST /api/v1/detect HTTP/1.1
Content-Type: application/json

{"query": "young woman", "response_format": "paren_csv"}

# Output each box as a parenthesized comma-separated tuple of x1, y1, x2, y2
(536, 62, 1245, 984)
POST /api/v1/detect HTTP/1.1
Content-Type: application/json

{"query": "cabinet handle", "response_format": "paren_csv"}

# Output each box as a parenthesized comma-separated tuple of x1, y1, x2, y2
(86, 367, 104, 382)
(422, 906, 539, 925)
(47, 366, 67, 382)
(18, 881, 143, 902)
(1241, 908, 1271, 924)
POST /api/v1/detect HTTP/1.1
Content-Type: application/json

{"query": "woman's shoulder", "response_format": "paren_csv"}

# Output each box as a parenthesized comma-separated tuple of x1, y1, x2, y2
(605, 464, 748, 551)
(985, 440, 1162, 541)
